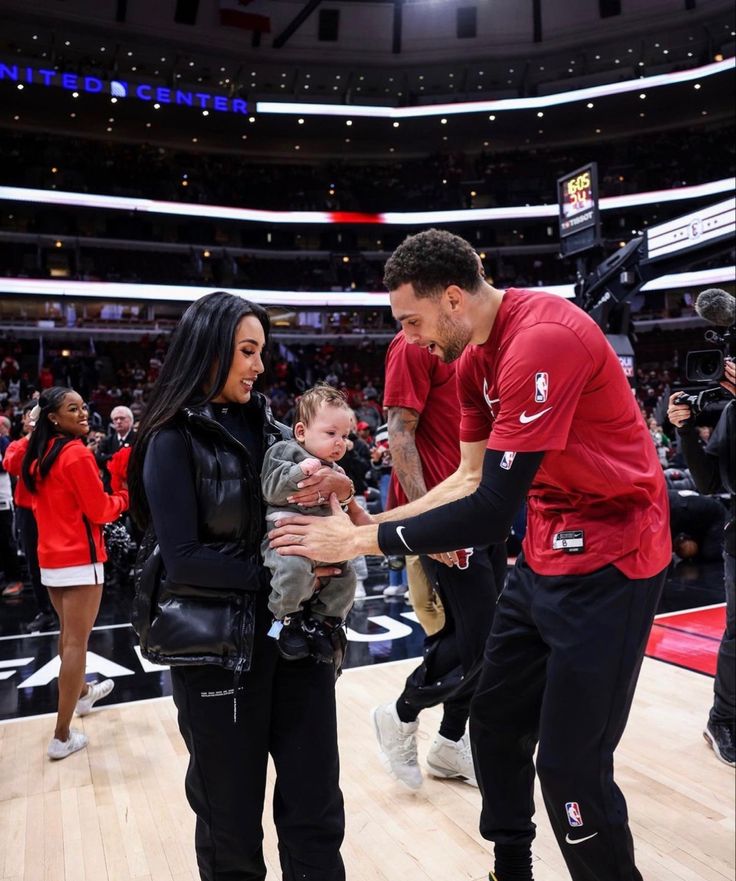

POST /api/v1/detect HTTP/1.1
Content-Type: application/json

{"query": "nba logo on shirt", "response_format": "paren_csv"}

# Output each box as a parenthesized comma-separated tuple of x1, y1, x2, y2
(535, 372, 549, 403)
(565, 802, 584, 827)
(500, 451, 516, 470)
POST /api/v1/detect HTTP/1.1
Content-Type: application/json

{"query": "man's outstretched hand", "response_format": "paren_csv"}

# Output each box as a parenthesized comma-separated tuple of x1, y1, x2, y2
(269, 494, 358, 563)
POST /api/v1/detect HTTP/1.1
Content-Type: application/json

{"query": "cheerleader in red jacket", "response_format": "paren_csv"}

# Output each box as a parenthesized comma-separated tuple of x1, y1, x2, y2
(22, 387, 129, 760)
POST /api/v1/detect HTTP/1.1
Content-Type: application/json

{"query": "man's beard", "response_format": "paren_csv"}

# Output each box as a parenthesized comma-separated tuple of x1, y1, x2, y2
(437, 312, 471, 363)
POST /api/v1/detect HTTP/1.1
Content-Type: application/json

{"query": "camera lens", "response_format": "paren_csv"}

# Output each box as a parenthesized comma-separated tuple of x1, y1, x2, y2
(685, 349, 724, 383)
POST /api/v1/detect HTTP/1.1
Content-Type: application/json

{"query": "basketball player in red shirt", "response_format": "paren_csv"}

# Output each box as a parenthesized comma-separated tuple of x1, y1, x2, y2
(269, 229, 670, 881)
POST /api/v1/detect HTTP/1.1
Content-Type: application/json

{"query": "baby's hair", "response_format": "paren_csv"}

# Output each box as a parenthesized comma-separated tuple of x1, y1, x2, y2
(295, 384, 352, 427)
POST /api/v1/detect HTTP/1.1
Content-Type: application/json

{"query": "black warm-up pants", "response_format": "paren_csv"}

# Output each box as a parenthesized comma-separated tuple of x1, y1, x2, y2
(470, 554, 666, 881)
(170, 597, 345, 881)
(710, 551, 735, 730)
(0, 506, 21, 582)
(397, 543, 506, 725)
(15, 506, 51, 615)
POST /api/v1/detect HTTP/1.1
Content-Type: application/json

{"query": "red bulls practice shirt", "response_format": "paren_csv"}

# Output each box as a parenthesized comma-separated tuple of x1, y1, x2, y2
(457, 288, 670, 578)
(383, 331, 461, 508)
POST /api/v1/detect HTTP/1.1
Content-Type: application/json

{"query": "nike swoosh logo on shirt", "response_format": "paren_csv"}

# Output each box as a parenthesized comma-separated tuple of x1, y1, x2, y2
(396, 525, 413, 553)
(519, 407, 553, 424)
(565, 832, 599, 845)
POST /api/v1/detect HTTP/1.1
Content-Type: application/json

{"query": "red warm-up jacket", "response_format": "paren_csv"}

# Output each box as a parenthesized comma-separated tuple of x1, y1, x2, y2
(29, 439, 129, 569)
(2, 436, 32, 508)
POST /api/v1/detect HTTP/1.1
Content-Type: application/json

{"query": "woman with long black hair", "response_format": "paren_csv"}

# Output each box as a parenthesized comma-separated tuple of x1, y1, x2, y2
(21, 387, 128, 759)
(128, 291, 349, 881)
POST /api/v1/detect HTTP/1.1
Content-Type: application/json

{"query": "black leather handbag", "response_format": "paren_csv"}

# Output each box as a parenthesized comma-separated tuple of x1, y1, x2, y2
(132, 527, 255, 671)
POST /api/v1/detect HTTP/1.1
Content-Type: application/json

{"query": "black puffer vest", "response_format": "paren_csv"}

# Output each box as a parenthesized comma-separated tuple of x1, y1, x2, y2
(132, 394, 286, 672)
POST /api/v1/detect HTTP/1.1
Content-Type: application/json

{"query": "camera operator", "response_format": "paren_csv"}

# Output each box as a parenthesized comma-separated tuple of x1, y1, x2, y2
(667, 356, 735, 767)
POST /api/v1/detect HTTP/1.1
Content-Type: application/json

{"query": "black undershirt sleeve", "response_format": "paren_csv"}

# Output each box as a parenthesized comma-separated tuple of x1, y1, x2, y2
(377, 448, 544, 556)
(143, 428, 262, 591)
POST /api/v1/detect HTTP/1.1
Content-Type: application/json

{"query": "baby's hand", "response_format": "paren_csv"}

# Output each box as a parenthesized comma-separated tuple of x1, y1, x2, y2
(299, 457, 322, 476)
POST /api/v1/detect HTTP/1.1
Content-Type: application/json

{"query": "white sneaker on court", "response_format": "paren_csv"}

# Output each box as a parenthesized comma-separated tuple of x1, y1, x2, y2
(48, 729, 88, 760)
(426, 732, 478, 787)
(75, 679, 115, 716)
(371, 702, 423, 790)
(382, 584, 408, 597)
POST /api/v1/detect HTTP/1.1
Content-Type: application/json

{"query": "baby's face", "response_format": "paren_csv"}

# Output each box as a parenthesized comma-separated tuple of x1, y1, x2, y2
(297, 404, 352, 463)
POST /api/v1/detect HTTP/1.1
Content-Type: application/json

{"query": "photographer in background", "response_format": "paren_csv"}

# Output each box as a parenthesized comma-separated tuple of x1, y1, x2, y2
(668, 355, 735, 767)
(668, 489, 727, 563)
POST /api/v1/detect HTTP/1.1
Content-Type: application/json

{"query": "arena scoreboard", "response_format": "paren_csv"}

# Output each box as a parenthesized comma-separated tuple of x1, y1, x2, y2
(557, 162, 601, 256)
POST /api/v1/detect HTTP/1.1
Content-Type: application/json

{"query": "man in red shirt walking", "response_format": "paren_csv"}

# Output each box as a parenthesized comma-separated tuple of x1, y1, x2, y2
(269, 229, 670, 881)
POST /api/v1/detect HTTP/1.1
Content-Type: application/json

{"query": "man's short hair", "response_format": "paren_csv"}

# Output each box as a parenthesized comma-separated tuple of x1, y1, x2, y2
(383, 228, 483, 299)
(295, 384, 351, 427)
(111, 406, 134, 422)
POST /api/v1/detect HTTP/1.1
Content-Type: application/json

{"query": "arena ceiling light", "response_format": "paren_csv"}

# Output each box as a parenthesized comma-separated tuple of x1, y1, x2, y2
(0, 178, 732, 226)
(1, 267, 734, 307)
(0, 278, 392, 306)
(256, 57, 733, 119)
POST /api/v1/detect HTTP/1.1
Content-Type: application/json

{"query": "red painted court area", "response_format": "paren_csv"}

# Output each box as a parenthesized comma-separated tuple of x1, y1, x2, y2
(646, 604, 726, 676)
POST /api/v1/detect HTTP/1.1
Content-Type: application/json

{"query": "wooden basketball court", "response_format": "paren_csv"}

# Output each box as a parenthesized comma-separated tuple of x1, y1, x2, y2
(0, 656, 733, 880)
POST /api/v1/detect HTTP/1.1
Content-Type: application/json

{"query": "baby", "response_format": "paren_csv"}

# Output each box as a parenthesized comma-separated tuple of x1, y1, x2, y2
(261, 384, 357, 662)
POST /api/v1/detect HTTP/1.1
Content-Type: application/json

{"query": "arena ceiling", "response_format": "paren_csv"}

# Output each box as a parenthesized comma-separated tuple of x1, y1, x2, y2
(0, 0, 733, 157)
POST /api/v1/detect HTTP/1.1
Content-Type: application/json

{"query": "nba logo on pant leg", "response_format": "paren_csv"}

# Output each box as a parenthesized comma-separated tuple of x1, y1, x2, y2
(565, 802, 584, 827)
(500, 451, 516, 470)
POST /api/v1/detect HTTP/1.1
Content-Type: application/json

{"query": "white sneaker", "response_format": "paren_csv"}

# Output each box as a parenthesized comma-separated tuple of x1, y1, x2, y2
(48, 729, 88, 760)
(75, 679, 115, 716)
(371, 702, 423, 790)
(382, 584, 408, 597)
(354, 580, 366, 598)
(426, 732, 478, 787)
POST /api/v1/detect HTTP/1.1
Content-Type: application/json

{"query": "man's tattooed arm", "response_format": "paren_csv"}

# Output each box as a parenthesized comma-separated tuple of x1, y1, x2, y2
(386, 406, 427, 503)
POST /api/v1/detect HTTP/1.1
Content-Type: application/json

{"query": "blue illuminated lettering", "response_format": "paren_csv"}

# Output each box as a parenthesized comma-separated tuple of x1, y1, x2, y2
(0, 64, 18, 81)
(0, 60, 248, 116)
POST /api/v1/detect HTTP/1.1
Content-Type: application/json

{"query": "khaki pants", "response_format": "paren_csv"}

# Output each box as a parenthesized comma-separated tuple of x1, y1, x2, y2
(405, 555, 445, 636)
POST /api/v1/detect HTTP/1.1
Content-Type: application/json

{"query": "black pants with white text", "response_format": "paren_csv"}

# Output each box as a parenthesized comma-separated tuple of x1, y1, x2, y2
(470, 555, 666, 881)
(170, 597, 345, 881)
